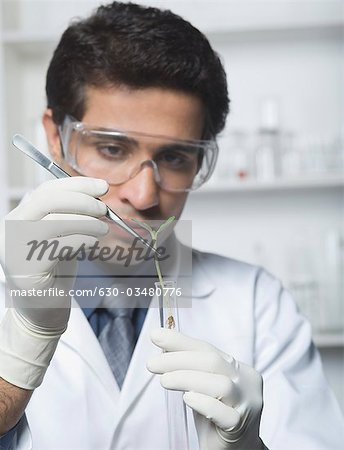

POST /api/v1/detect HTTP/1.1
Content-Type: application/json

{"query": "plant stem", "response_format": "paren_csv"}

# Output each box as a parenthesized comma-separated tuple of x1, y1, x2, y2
(153, 234, 175, 328)
(131, 217, 175, 328)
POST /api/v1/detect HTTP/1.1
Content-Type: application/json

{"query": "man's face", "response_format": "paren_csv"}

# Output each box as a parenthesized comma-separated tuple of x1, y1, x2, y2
(46, 85, 205, 225)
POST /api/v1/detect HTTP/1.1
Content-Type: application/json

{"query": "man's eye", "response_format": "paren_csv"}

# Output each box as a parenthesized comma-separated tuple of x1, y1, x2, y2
(95, 143, 127, 158)
(161, 152, 187, 166)
(158, 149, 197, 171)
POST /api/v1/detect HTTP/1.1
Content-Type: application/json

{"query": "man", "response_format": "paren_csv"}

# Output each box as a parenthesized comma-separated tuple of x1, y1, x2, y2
(0, 2, 343, 449)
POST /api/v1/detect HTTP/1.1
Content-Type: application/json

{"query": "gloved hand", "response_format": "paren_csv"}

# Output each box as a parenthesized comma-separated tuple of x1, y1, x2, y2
(0, 177, 109, 389)
(147, 328, 267, 450)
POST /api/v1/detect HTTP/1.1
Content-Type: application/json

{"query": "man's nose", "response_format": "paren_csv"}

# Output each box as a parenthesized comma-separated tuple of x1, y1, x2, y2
(118, 162, 160, 211)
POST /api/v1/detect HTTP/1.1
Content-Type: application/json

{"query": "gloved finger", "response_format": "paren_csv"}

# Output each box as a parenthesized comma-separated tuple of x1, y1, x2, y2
(20, 234, 101, 260)
(183, 391, 240, 432)
(4, 217, 107, 278)
(8, 176, 108, 219)
(147, 351, 234, 377)
(42, 214, 109, 238)
(6, 234, 100, 287)
(6, 215, 108, 251)
(150, 328, 237, 374)
(12, 191, 107, 220)
(34, 176, 109, 196)
(161, 370, 235, 402)
(151, 328, 218, 353)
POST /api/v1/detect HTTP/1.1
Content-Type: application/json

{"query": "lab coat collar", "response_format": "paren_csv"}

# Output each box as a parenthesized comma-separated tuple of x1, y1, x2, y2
(61, 299, 120, 397)
(155, 233, 216, 298)
(190, 248, 216, 298)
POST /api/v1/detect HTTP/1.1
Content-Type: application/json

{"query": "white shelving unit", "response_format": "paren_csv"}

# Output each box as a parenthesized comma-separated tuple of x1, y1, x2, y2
(196, 175, 344, 194)
(1, 0, 343, 409)
(314, 332, 344, 348)
(1, 1, 343, 321)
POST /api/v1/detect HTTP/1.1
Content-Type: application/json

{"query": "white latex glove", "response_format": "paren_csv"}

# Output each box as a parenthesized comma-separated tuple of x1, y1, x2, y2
(147, 328, 267, 450)
(0, 177, 109, 389)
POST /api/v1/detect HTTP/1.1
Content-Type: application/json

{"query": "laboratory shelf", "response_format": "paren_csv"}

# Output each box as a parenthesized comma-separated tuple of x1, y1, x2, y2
(9, 175, 343, 200)
(2, 31, 58, 44)
(4, 23, 343, 46)
(2, 0, 343, 48)
(194, 175, 344, 194)
(2, 32, 57, 56)
(314, 333, 344, 348)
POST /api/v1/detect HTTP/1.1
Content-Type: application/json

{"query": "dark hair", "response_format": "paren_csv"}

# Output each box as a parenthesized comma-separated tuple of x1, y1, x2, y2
(46, 1, 229, 138)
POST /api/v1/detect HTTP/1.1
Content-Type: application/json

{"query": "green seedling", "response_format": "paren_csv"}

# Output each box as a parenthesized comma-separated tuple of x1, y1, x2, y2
(131, 216, 176, 329)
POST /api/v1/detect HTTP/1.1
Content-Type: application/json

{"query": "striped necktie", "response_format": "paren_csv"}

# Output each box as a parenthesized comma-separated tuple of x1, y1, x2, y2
(98, 307, 135, 389)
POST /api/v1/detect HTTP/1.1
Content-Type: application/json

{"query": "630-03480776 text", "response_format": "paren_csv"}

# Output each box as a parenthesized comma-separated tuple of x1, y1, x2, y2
(9, 286, 183, 298)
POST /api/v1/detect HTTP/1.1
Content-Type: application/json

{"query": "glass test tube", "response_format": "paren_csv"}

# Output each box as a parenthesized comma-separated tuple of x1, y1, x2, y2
(155, 280, 189, 450)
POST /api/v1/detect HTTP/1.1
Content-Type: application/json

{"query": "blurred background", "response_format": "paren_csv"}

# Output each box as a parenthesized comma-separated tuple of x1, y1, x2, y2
(0, 0, 343, 411)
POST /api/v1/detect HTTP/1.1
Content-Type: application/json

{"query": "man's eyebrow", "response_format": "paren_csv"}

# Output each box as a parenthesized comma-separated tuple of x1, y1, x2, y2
(87, 130, 201, 153)
(88, 130, 139, 147)
(155, 143, 200, 153)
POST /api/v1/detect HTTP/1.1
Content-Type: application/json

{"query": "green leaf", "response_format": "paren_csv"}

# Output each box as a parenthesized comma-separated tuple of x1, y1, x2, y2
(131, 216, 175, 291)
(156, 216, 175, 234)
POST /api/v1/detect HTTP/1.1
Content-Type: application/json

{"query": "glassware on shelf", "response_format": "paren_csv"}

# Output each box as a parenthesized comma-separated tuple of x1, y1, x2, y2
(214, 129, 343, 187)
(283, 134, 344, 179)
(279, 133, 301, 178)
(286, 230, 344, 334)
(155, 280, 189, 450)
(299, 136, 327, 176)
(254, 97, 282, 181)
(216, 131, 253, 182)
(323, 135, 344, 174)
(320, 230, 344, 332)
(255, 130, 281, 180)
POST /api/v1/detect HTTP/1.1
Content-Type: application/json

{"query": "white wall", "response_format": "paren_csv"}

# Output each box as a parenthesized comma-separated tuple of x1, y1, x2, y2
(212, 27, 343, 136)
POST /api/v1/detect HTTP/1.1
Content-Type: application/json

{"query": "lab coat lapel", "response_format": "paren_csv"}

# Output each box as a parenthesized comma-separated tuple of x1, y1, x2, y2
(117, 304, 161, 415)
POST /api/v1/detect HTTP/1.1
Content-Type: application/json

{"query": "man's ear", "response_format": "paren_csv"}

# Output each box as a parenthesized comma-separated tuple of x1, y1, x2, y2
(42, 109, 63, 163)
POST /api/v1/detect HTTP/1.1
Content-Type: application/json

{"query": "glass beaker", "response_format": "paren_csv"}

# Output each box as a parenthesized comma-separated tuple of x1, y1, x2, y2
(155, 280, 189, 450)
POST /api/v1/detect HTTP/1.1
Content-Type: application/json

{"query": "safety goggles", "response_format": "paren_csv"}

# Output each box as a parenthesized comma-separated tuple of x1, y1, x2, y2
(58, 115, 218, 192)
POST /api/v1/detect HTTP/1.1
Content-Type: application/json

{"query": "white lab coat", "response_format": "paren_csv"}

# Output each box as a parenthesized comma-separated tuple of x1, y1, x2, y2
(1, 243, 343, 450)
